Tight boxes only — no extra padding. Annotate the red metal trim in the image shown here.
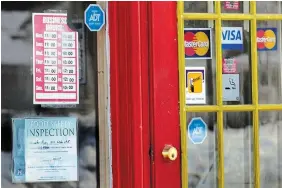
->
[139,2,151,187]
[108,2,121,187]
[109,2,151,188]
[148,2,181,188]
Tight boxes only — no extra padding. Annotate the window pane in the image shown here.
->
[257,21,282,104]
[221,21,252,105]
[187,112,217,188]
[224,112,253,187]
[1,2,98,187]
[259,111,282,187]
[257,1,280,14]
[184,20,216,105]
[184,1,211,13]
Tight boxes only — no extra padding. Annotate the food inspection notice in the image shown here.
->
[24,117,78,182]
[33,13,79,104]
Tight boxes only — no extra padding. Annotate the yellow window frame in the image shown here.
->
[177,1,282,188]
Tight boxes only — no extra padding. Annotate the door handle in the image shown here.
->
[162,145,178,161]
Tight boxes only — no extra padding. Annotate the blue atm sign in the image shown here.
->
[222,27,243,51]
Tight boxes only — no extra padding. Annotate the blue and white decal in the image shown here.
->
[222,27,243,51]
[188,117,207,144]
[84,4,105,32]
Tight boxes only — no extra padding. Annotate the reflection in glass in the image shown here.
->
[184,1,209,13]
[259,112,282,188]
[256,1,280,14]
[187,112,216,188]
[257,21,282,104]
[224,112,252,188]
[1,1,98,188]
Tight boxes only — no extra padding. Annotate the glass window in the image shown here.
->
[257,1,280,14]
[257,21,282,104]
[184,1,212,13]
[187,112,217,188]
[1,2,98,188]
[183,20,252,105]
[222,20,252,105]
[184,20,216,105]
[224,112,253,187]
[259,111,282,188]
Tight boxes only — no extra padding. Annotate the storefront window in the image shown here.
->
[1,2,98,188]
[257,20,282,106]
[256,1,281,14]
[184,1,210,13]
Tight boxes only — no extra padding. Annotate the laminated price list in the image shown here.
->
[33,13,79,104]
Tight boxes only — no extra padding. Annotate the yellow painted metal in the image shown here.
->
[222,105,255,112]
[183,13,254,20]
[177,1,282,188]
[185,106,220,112]
[184,104,282,113]
[256,14,282,20]
[214,2,225,188]
[176,2,187,188]
[185,105,255,112]
[183,13,282,21]
[258,104,282,111]
[183,13,218,20]
[250,2,260,188]
[221,14,254,20]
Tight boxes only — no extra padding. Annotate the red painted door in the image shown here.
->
[149,2,181,188]
[109,2,181,188]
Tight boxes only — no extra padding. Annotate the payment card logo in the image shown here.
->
[184,28,212,59]
[186,69,205,93]
[222,27,243,51]
[257,28,277,51]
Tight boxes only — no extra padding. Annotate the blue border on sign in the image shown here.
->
[184,28,212,60]
[84,4,105,32]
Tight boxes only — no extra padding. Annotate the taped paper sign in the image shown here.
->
[33,13,79,105]
[224,1,240,10]
[222,58,237,74]
[12,117,78,183]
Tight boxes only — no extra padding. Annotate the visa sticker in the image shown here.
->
[222,27,243,51]
[257,28,277,51]
[184,28,212,59]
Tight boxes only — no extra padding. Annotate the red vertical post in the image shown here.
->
[109,2,150,188]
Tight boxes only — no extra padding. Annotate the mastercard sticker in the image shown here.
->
[184,28,212,59]
[257,28,277,51]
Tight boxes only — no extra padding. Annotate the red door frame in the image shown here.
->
[149,2,181,188]
[109,2,180,188]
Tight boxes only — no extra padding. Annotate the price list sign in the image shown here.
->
[33,13,79,104]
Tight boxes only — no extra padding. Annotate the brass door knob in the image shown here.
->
[162,145,178,161]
